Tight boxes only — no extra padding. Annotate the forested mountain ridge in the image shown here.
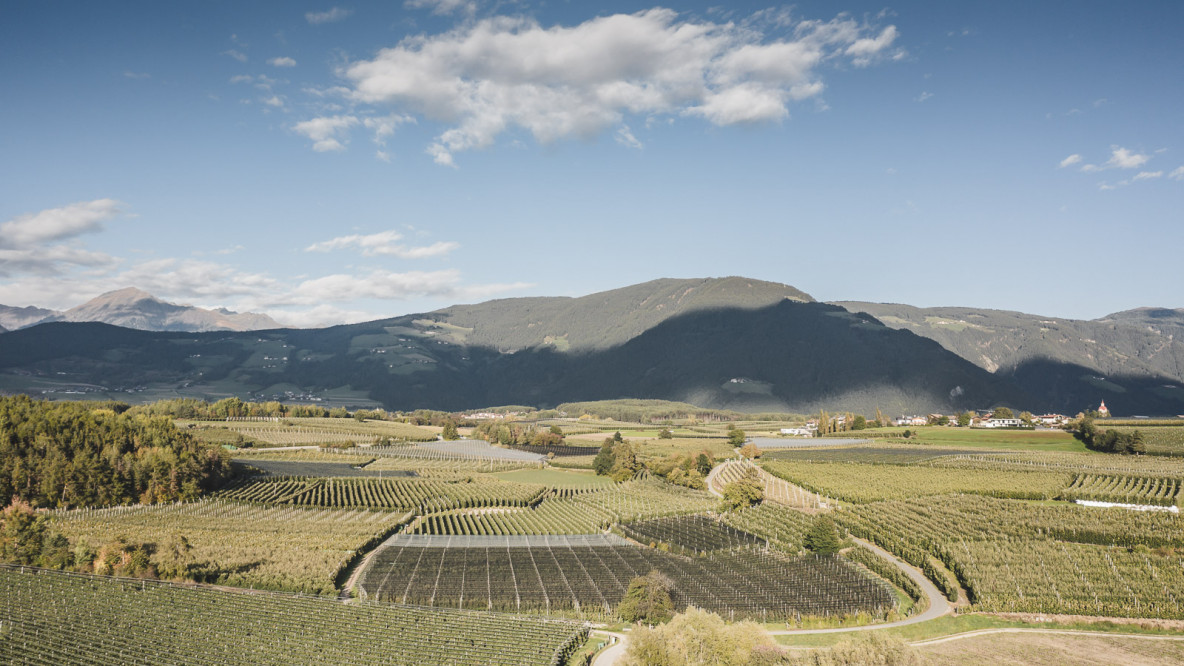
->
[0,278,1181,415]
[833,301,1184,386]
[431,276,812,352]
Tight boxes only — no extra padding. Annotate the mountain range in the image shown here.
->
[0,277,1181,415]
[0,288,281,333]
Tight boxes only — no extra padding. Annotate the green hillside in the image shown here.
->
[431,276,811,352]
[1,278,1182,416]
[834,301,1184,386]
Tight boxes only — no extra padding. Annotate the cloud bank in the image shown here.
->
[294,8,900,165]
[0,201,524,327]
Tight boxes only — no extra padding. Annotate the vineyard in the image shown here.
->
[17,404,1184,663]
[616,515,769,556]
[837,494,1184,619]
[762,445,987,465]
[358,537,895,622]
[205,417,440,443]
[761,459,1072,503]
[930,450,1184,476]
[504,443,604,458]
[711,459,831,510]
[1107,426,1184,455]
[0,566,586,666]
[405,480,719,536]
[51,500,409,594]
[717,503,816,553]
[956,539,1184,619]
[232,449,372,463]
[217,475,547,513]
[365,455,541,473]
[347,442,546,470]
[237,459,383,478]
[1061,473,1182,507]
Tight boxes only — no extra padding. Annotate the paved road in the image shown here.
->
[590,631,628,666]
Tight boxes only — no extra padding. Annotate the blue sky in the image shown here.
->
[1,1,1181,326]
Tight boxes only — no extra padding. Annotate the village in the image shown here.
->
[778,402,1114,437]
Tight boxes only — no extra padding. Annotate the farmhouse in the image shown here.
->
[978,418,1024,428]
[779,427,814,436]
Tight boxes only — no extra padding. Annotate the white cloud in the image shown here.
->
[615,125,643,150]
[262,95,285,108]
[340,9,900,164]
[1133,171,1162,181]
[288,269,465,304]
[115,258,280,302]
[405,0,476,15]
[306,7,353,24]
[915,91,932,103]
[123,71,151,80]
[1058,154,1081,168]
[306,230,459,258]
[363,114,414,147]
[1170,166,1184,181]
[0,246,118,278]
[263,304,377,328]
[292,115,359,151]
[0,199,122,248]
[1106,146,1150,169]
[845,25,898,66]
[222,49,248,63]
[0,200,525,322]
[268,56,297,67]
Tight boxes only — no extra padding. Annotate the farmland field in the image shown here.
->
[217,475,547,512]
[358,535,894,622]
[408,478,718,536]
[762,445,991,465]
[1108,426,1184,455]
[838,493,1184,618]
[0,566,586,666]
[762,459,1071,503]
[50,500,410,594]
[907,427,1084,451]
[12,398,1184,665]
[180,417,440,447]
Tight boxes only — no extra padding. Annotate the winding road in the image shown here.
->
[592,461,954,663]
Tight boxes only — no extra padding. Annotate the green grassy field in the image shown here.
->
[908,427,1085,452]
[490,467,614,489]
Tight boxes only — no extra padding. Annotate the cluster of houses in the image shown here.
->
[461,411,524,420]
[779,406,1093,437]
[893,410,1072,429]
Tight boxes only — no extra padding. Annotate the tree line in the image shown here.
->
[0,395,232,509]
[1074,416,1146,454]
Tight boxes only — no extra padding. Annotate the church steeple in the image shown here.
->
[1098,400,1110,417]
